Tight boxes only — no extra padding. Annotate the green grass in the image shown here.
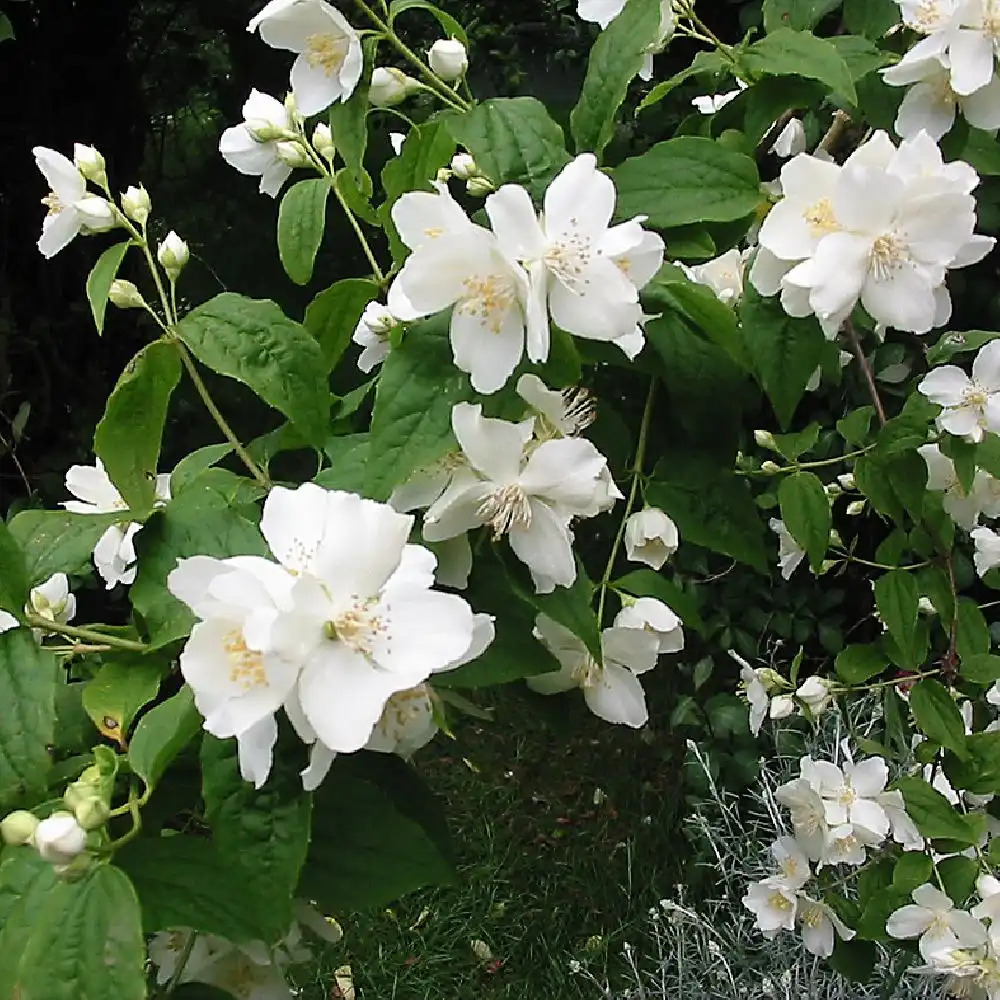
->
[296,688,689,1000]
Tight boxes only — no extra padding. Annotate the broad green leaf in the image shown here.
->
[892,852,933,892]
[81,662,163,746]
[175,293,330,446]
[874,570,920,668]
[530,561,602,663]
[302,752,454,912]
[365,313,471,501]
[896,776,986,846]
[0,851,56,991]
[0,14,13,42]
[131,473,269,648]
[85,241,130,334]
[446,97,570,198]
[956,597,991,661]
[94,339,180,514]
[762,0,842,31]
[304,278,380,372]
[170,443,234,495]
[128,685,202,789]
[12,864,146,1000]
[0,519,28,614]
[613,569,706,634]
[742,28,857,103]
[961,654,1000,684]
[926,330,1000,366]
[942,434,977,494]
[828,939,878,984]
[570,0,662,158]
[771,424,820,462]
[843,0,899,38]
[317,433,372,493]
[277,179,330,286]
[740,284,826,429]
[835,644,886,684]
[637,51,728,112]
[201,736,312,941]
[909,678,969,761]
[8,509,124,585]
[613,137,762,229]
[329,78,372,197]
[829,35,893,82]
[0,630,56,806]
[778,472,830,571]
[389,0,468,44]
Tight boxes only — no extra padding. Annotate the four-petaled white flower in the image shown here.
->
[919,339,1000,442]
[33,146,116,259]
[248,0,363,115]
[742,878,799,937]
[220,90,299,198]
[528,614,660,727]
[769,518,806,580]
[887,883,988,961]
[972,525,1000,576]
[64,458,171,588]
[352,301,398,373]
[614,597,683,654]
[796,895,856,958]
[624,507,679,570]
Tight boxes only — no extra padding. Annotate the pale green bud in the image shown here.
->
[435,166,452,183]
[157,231,189,279]
[108,279,145,309]
[757,667,785,694]
[275,141,310,168]
[74,798,110,832]
[283,92,301,123]
[121,185,151,225]
[466,175,496,197]
[760,460,781,474]
[73,143,107,186]
[312,123,336,160]
[845,500,865,515]
[1,810,39,846]
[753,429,776,450]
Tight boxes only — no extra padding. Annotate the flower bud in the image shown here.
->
[157,231,189,279]
[435,166,452,183]
[74,798,110,832]
[918,597,937,615]
[824,482,842,498]
[450,153,478,180]
[312,123,336,160]
[428,38,468,82]
[760,460,781,474]
[757,667,785,694]
[76,197,117,233]
[34,811,87,866]
[796,675,833,715]
[753,429,776,450]
[370,67,415,107]
[837,473,856,490]
[121,185,151,225]
[108,279,145,310]
[624,507,679,570]
[466,175,495,196]
[1,810,39,847]
[284,91,301,123]
[275,141,311,167]
[845,500,865,515]
[769,694,796,720]
[73,144,107,186]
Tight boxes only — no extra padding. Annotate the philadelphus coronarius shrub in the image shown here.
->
[5,0,1000,994]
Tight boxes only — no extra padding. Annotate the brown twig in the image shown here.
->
[843,318,887,427]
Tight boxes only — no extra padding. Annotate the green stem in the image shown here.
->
[159,932,198,998]
[844,318,887,427]
[855,667,942,692]
[26,615,148,652]
[738,446,874,476]
[596,381,657,626]
[331,175,386,284]
[832,553,930,572]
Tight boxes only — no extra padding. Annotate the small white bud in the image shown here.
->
[796,675,833,715]
[428,38,468,82]
[624,508,679,570]
[108,279,145,310]
[769,694,796,719]
[74,798,110,832]
[450,153,478,180]
[918,597,937,615]
[1,810,39,846]
[312,123,336,160]
[760,460,781,474]
[753,429,776,449]
[73,144,107,186]
[121,185,151,225]
[275,140,311,167]
[157,231,189,280]
[33,811,87,866]
[466,175,495,196]
[824,482,842,498]
[845,499,865,515]
[837,472,856,490]
[369,66,417,107]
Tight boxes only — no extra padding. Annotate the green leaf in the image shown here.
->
[128,685,202,789]
[909,678,969,761]
[317,433,371,493]
[302,752,454,912]
[835,643,886,684]
[304,278,380,372]
[329,82,372,197]
[0,851,57,991]
[0,14,14,42]
[837,406,875,447]
[942,434,977,494]
[94,340,180,514]
[8,509,124,585]
[446,97,570,198]
[743,28,857,103]
[531,561,602,663]
[201,736,312,941]
[961,653,1000,684]
[762,0,843,31]
[771,424,820,462]
[389,0,468,44]
[175,293,330,446]
[277,179,330,286]
[637,51,728,112]
[873,570,920,668]
[613,569,705,634]
[81,662,163,746]
[365,313,471,501]
[740,284,826,429]
[131,473,269,647]
[956,597,991,661]
[0,519,28,615]
[85,241,130,334]
[938,855,979,905]
[892,852,932,892]
[843,0,899,38]
[829,35,894,81]
[570,0,662,158]
[170,444,234,495]
[827,938,877,984]
[778,472,830,571]
[9,864,146,1000]
[927,330,1000,366]
[613,138,762,228]
[0,630,56,807]
[897,775,987,846]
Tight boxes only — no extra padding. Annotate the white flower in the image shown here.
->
[157,231,190,279]
[389,131,406,155]
[775,777,829,861]
[121,184,151,225]
[887,883,988,961]
[795,675,834,717]
[823,824,867,867]
[741,664,769,736]
[220,90,298,199]
[614,597,683,655]
[577,0,625,28]
[515,374,596,438]
[33,811,87,867]
[422,403,617,592]
[771,118,807,159]
[769,518,806,580]
[743,878,798,937]
[365,684,438,756]
[33,146,116,258]
[528,615,659,728]
[770,836,811,890]
[623,507,679,570]
[248,0,363,115]
[682,248,748,304]
[799,755,890,843]
[919,340,1000,442]
[692,79,747,114]
[428,38,468,82]
[919,443,989,529]
[878,789,925,850]
[796,896,855,957]
[973,874,1000,923]
[972,526,1000,576]
[369,67,416,106]
[770,694,796,719]
[352,301,397,373]
[484,153,663,361]
[63,458,171,588]
[27,573,76,629]
[386,182,531,393]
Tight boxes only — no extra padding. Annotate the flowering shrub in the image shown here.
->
[3,0,1000,995]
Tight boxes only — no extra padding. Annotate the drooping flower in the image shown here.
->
[27,573,76,630]
[624,507,679,569]
[972,526,1000,576]
[742,878,799,937]
[613,596,683,654]
[919,443,991,529]
[887,884,988,961]
[919,339,1000,442]
[33,146,116,258]
[796,896,856,957]
[528,615,659,727]
[422,403,618,592]
[771,118,807,158]
[740,664,770,737]
[769,518,806,580]
[352,301,398,373]
[248,0,363,115]
[681,248,748,305]
[219,89,299,198]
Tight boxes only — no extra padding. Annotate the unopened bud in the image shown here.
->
[845,500,865,515]
[837,473,856,490]
[428,38,468,82]
[74,798,110,831]
[370,66,417,107]
[450,153,478,180]
[466,175,495,196]
[275,140,310,168]
[760,460,781,474]
[283,92,301,122]
[33,811,87,866]
[757,667,785,693]
[108,279,145,309]
[769,695,795,719]
[247,121,292,143]
[435,166,452,183]
[1,810,39,847]
[824,482,842,498]
[157,231,189,280]
[918,597,937,615]
[121,185,151,225]
[753,429,776,450]
[73,144,107,186]
[312,123,336,160]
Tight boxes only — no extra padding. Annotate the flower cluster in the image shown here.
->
[751,130,995,336]
[737,656,840,736]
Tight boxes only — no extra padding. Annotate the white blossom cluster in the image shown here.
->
[737,655,839,737]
